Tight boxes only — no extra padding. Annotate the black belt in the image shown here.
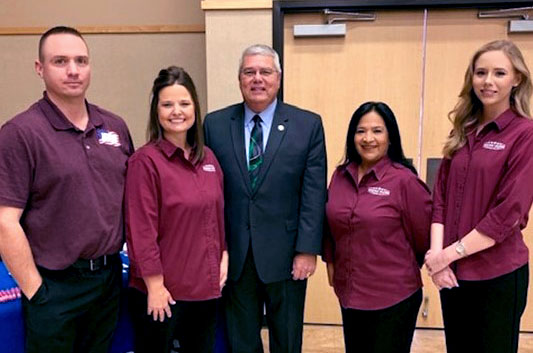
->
[71,254,115,271]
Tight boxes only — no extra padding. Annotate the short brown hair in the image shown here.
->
[38,26,87,62]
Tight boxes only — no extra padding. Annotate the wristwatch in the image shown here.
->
[455,240,467,258]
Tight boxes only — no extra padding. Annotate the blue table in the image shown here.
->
[0,262,24,353]
[0,255,228,353]
[0,255,133,353]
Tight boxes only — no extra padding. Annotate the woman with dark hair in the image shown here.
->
[425,40,533,353]
[323,101,431,353]
[125,66,227,353]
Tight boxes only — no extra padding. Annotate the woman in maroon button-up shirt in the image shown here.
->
[324,102,431,353]
[125,66,228,353]
[425,40,533,353]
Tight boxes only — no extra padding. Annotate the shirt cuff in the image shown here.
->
[135,260,164,278]
[431,208,444,224]
[476,216,514,243]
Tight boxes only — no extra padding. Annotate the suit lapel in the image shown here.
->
[253,103,288,192]
[230,105,253,195]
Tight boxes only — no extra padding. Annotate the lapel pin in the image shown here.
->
[277,124,285,132]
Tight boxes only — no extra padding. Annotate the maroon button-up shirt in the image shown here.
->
[125,140,225,301]
[432,109,533,280]
[324,157,431,310]
[0,92,133,269]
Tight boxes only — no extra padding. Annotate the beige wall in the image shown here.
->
[0,0,204,27]
[203,0,272,112]
[0,0,206,148]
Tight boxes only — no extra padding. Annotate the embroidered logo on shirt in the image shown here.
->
[367,187,391,196]
[96,129,121,147]
[203,164,216,172]
[482,141,505,151]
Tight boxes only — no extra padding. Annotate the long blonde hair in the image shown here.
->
[443,40,532,158]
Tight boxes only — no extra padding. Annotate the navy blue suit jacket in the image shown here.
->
[204,101,327,284]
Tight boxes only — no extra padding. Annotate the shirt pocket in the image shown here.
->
[28,280,49,306]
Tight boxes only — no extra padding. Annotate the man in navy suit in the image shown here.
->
[204,44,327,353]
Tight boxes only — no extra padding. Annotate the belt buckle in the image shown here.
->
[89,255,107,271]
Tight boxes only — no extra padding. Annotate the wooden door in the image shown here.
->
[283,7,533,330]
[422,8,533,330]
[283,9,427,325]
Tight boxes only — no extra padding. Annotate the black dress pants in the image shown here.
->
[341,289,422,353]
[22,254,122,353]
[128,287,217,353]
[440,264,529,353]
[224,249,307,353]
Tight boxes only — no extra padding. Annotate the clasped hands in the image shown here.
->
[424,249,459,290]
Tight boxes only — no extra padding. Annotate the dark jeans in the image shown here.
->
[341,289,422,353]
[440,264,529,353]
[128,287,217,353]
[22,254,121,353]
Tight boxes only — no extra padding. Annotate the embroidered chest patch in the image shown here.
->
[96,129,121,147]
[482,141,505,151]
[367,186,391,196]
[203,164,216,172]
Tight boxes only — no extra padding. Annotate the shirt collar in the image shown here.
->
[39,91,103,131]
[490,108,520,131]
[156,138,195,163]
[244,99,277,127]
[345,156,392,183]
[365,156,392,181]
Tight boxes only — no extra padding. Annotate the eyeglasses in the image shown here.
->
[240,68,277,78]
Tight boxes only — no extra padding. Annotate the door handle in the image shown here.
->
[421,295,429,318]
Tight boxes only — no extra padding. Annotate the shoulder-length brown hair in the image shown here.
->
[147,66,205,163]
[443,40,532,158]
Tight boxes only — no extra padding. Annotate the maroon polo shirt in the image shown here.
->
[432,109,533,280]
[324,157,431,310]
[125,141,225,301]
[0,92,133,269]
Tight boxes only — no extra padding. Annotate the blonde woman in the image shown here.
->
[425,40,533,353]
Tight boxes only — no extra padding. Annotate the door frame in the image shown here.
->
[273,0,533,99]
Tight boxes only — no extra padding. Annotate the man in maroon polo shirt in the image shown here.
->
[0,26,133,353]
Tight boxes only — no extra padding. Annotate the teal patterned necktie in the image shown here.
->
[248,115,263,190]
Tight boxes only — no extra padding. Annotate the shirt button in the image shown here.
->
[85,145,91,150]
